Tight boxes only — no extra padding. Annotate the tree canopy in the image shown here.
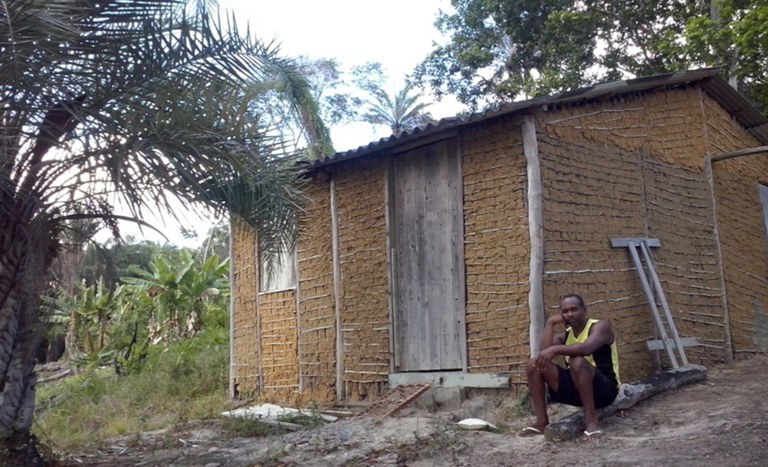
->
[353,63,434,136]
[415,0,768,111]
[269,59,435,140]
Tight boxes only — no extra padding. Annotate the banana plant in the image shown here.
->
[123,252,229,344]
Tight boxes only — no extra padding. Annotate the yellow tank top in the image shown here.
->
[565,318,621,387]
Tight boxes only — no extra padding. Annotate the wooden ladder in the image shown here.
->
[611,238,697,368]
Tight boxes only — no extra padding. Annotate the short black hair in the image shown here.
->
[561,293,586,309]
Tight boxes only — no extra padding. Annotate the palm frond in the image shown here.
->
[1,0,328,261]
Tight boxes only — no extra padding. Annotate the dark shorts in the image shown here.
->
[548,365,619,408]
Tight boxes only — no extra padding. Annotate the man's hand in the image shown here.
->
[547,315,566,327]
[535,345,561,369]
[538,314,567,361]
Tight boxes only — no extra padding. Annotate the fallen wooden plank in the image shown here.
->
[356,384,430,420]
[37,369,73,384]
[259,419,304,431]
[544,365,707,442]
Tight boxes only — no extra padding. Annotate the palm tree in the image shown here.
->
[362,81,434,136]
[0,0,331,455]
[122,252,230,344]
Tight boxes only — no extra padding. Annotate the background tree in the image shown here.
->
[353,62,434,136]
[81,238,185,288]
[684,1,768,108]
[122,252,229,345]
[0,0,331,456]
[298,57,364,129]
[199,222,231,262]
[416,0,768,111]
[259,58,435,141]
[258,56,367,151]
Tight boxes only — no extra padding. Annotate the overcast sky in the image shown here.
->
[222,0,459,150]
[111,0,458,247]
[221,0,449,80]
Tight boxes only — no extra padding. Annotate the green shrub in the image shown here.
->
[34,328,231,453]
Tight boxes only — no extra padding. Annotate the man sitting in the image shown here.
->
[521,294,620,440]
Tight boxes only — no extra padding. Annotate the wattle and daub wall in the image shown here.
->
[536,85,766,381]
[232,82,768,402]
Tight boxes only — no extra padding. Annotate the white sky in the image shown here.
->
[222,0,460,151]
[107,0,460,247]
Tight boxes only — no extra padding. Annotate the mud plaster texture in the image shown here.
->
[231,82,768,404]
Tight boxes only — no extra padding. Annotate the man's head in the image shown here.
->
[560,294,587,329]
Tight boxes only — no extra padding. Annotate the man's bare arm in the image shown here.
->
[549,320,614,358]
[540,315,566,351]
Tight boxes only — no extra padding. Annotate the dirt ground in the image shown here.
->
[57,354,768,466]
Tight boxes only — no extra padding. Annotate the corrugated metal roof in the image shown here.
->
[307,68,768,169]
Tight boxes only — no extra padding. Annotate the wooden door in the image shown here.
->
[392,139,466,371]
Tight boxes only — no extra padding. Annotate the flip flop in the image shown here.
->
[581,429,604,442]
[518,426,545,437]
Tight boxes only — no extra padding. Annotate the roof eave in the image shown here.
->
[306,69,768,169]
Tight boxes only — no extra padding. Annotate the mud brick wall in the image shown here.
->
[460,117,531,381]
[536,136,657,382]
[231,220,260,397]
[542,86,709,169]
[296,178,337,403]
[703,94,768,354]
[536,85,728,381]
[258,290,299,401]
[333,158,390,400]
[712,171,768,353]
[639,157,725,365]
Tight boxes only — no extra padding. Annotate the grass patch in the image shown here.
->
[221,416,286,437]
[33,326,232,453]
[423,418,467,459]
[514,390,532,417]
[277,410,328,428]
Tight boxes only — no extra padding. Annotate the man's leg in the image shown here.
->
[568,356,599,433]
[525,358,560,430]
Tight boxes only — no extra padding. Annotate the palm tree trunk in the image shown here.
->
[0,212,57,458]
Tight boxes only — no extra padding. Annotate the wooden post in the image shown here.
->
[705,156,734,365]
[294,243,303,392]
[255,235,264,395]
[522,115,545,357]
[330,175,345,401]
[228,218,236,399]
[452,136,469,372]
[384,156,398,372]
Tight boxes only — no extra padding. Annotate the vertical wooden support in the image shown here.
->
[255,235,264,395]
[330,175,345,401]
[228,219,236,399]
[453,137,469,372]
[293,244,303,392]
[384,156,398,372]
[705,156,734,364]
[522,115,545,357]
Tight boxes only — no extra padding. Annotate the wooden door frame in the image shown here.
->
[384,136,468,373]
